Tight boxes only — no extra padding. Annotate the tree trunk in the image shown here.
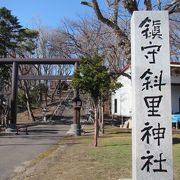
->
[45,80,48,106]
[19,66,35,122]
[101,105,104,134]
[98,101,105,135]
[94,106,99,147]
[51,80,61,102]
[23,80,35,121]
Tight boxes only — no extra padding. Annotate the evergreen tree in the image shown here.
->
[0,7,38,81]
[72,55,121,146]
[0,7,22,57]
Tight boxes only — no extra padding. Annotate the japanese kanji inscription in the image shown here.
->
[131,11,173,180]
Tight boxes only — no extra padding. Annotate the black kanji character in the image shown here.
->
[141,150,154,172]
[140,68,153,91]
[141,122,153,144]
[153,153,167,172]
[154,70,166,91]
[139,17,152,39]
[141,41,162,64]
[152,20,162,39]
[152,123,166,146]
[144,95,163,116]
[140,69,166,91]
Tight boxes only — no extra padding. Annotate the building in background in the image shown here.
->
[111,62,180,127]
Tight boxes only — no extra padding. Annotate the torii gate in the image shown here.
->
[0,58,81,135]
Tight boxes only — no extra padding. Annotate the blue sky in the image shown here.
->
[0,0,94,28]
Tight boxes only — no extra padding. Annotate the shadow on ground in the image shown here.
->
[173,137,180,144]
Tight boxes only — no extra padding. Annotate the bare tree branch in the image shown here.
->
[113,0,120,24]
[81,0,128,40]
[165,0,180,14]
[157,0,161,10]
[122,0,138,14]
[81,1,94,7]
[144,0,152,10]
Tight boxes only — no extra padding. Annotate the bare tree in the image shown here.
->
[80,0,180,67]
[34,26,76,107]
[169,13,180,61]
[57,17,130,73]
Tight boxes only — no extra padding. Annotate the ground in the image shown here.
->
[0,124,69,180]
[10,126,180,180]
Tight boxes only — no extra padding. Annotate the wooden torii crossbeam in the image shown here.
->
[0,58,80,128]
[0,58,80,64]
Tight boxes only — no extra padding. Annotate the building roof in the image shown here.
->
[120,62,180,74]
[120,64,130,74]
[170,62,180,76]
[170,62,180,68]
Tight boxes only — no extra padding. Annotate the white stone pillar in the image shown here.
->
[131,11,173,180]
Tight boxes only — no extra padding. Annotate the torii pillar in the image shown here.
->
[9,61,18,129]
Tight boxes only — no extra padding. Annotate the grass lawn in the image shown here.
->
[172,131,180,180]
[57,127,180,180]
[12,126,180,180]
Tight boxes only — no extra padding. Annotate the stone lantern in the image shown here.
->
[67,94,82,136]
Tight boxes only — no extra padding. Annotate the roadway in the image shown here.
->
[0,124,69,180]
